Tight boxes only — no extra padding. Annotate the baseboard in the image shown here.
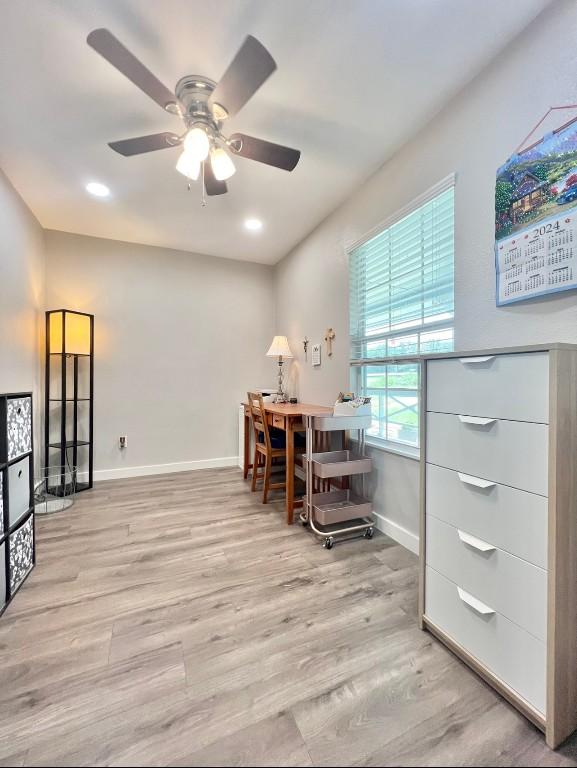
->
[372,511,419,554]
[78,456,239,483]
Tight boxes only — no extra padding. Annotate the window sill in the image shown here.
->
[364,437,420,461]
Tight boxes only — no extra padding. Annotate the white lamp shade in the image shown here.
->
[176,150,200,180]
[210,147,236,181]
[266,335,293,358]
[183,127,210,161]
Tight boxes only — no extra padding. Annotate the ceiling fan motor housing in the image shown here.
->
[174,75,222,137]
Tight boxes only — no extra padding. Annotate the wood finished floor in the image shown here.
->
[0,468,577,766]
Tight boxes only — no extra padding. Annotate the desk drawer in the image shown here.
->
[426,411,548,496]
[426,352,549,423]
[425,464,547,569]
[425,566,546,714]
[272,414,286,429]
[426,515,546,641]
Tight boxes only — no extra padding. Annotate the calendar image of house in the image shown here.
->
[496,115,577,240]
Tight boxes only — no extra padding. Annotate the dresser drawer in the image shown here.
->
[425,464,547,569]
[8,457,30,529]
[426,515,546,641]
[6,396,32,462]
[426,411,548,496]
[9,513,34,595]
[425,566,546,714]
[426,352,549,423]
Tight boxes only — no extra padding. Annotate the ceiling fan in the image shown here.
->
[86,29,301,198]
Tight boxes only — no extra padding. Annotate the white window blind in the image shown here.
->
[349,175,455,361]
[348,176,455,450]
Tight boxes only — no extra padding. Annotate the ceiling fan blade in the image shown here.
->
[108,132,181,156]
[229,133,300,171]
[203,161,228,195]
[209,36,276,118]
[87,28,177,111]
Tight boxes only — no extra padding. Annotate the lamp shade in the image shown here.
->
[266,335,293,358]
[48,310,92,355]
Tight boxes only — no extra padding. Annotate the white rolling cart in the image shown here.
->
[300,410,374,548]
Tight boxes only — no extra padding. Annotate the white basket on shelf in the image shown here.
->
[332,401,372,417]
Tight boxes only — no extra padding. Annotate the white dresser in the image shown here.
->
[419,344,577,749]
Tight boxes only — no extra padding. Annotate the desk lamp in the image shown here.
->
[266,336,293,403]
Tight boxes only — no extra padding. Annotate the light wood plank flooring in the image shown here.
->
[0,468,576,766]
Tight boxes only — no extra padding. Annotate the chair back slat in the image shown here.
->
[247,391,271,450]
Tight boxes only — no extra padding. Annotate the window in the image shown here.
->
[349,175,455,451]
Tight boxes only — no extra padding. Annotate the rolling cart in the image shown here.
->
[300,413,374,548]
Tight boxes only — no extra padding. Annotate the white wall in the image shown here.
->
[0,168,45,463]
[44,231,276,479]
[274,0,577,547]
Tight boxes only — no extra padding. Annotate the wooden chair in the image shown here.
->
[247,391,286,504]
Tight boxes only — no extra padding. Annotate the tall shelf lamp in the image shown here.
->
[45,310,94,493]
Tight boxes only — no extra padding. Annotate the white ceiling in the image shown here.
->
[0,0,552,264]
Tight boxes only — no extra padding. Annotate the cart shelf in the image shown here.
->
[311,489,372,525]
[311,450,372,479]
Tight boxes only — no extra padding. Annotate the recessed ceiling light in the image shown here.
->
[85,181,110,198]
[244,218,263,232]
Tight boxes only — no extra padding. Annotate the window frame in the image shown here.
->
[348,174,455,453]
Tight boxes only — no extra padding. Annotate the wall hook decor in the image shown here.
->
[324,328,335,357]
[303,336,309,361]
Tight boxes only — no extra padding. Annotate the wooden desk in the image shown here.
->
[242,402,333,524]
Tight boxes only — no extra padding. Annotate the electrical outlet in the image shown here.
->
[119,435,127,449]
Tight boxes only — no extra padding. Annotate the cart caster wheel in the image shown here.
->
[323,537,334,550]
[365,527,374,539]
[301,519,308,527]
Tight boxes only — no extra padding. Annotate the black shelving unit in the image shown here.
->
[45,310,94,493]
[0,392,35,618]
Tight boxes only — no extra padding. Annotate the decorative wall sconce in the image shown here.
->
[324,328,336,356]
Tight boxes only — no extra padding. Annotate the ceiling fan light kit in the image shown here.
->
[175,150,200,181]
[86,30,301,203]
[210,147,236,181]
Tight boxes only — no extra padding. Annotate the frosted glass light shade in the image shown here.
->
[176,150,201,180]
[266,335,293,358]
[183,127,210,161]
[210,147,236,181]
[49,310,91,355]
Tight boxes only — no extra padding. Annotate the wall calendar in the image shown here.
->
[495,115,577,306]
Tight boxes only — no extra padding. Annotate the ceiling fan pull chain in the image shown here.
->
[201,162,207,207]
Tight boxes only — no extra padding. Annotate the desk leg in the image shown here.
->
[243,413,251,479]
[286,417,295,524]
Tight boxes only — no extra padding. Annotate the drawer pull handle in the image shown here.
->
[458,415,496,427]
[459,356,495,365]
[457,529,496,553]
[457,587,495,616]
[457,472,496,490]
